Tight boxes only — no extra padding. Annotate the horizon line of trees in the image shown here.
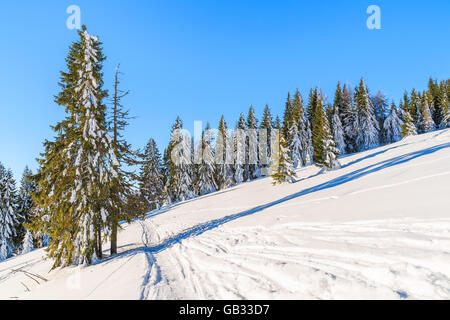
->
[1,25,449,266]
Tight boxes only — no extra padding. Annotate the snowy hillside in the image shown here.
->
[1,129,450,300]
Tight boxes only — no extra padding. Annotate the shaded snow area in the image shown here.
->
[1,129,450,300]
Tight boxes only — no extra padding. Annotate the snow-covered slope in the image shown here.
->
[1,129,450,300]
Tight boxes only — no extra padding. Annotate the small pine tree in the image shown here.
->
[383,103,403,143]
[21,230,34,254]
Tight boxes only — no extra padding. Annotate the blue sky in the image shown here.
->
[0,0,449,179]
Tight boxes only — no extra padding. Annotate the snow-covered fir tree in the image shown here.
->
[420,92,436,133]
[282,92,293,142]
[31,26,119,267]
[400,108,418,138]
[0,165,19,259]
[194,123,217,195]
[139,138,165,212]
[341,84,357,153]
[173,131,195,202]
[246,106,260,180]
[233,114,247,184]
[383,102,403,143]
[330,106,346,154]
[21,230,34,254]
[292,89,313,166]
[259,105,274,176]
[311,92,341,171]
[288,121,302,168]
[215,116,233,189]
[270,131,296,185]
[410,89,421,130]
[15,166,35,251]
[354,79,380,151]
[371,91,389,144]
[440,81,449,128]
[166,117,183,202]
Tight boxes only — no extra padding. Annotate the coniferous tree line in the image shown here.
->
[1,25,448,266]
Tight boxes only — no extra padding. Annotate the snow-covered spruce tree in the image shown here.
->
[0,166,19,259]
[428,77,443,127]
[400,108,418,138]
[215,116,233,190]
[330,105,346,155]
[371,91,389,145]
[139,138,165,212]
[246,106,260,180]
[420,92,436,133]
[31,26,119,267]
[288,121,302,168]
[282,92,293,141]
[233,114,247,184]
[438,81,449,128]
[292,89,313,166]
[14,166,35,251]
[354,79,379,151]
[259,105,274,176]
[194,123,217,196]
[410,89,421,130]
[270,129,296,185]
[166,117,183,202]
[341,84,357,153]
[21,230,34,254]
[170,124,195,202]
[383,102,403,144]
[311,93,341,171]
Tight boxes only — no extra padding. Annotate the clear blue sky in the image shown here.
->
[0,0,449,179]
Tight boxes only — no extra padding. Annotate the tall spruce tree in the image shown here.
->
[0,165,19,260]
[31,26,119,267]
[420,92,436,133]
[354,79,379,151]
[233,114,247,184]
[139,138,165,212]
[215,116,233,189]
[371,91,389,144]
[292,89,312,166]
[259,105,274,176]
[311,92,341,171]
[341,84,357,153]
[246,106,260,180]
[330,105,346,154]
[282,92,293,141]
[15,167,35,251]
[194,123,217,195]
[383,102,403,143]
